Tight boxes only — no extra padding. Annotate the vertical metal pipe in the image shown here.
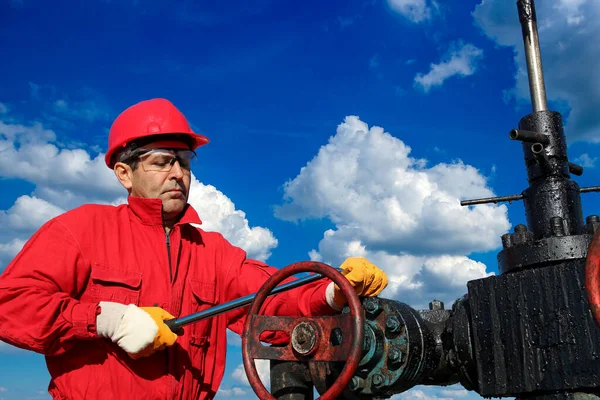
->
[517,0,548,112]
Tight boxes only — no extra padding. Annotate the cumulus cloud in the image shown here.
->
[439,388,470,398]
[390,384,480,400]
[276,116,507,307]
[392,389,453,400]
[214,387,248,397]
[573,153,597,168]
[0,196,65,233]
[414,42,484,92]
[0,118,278,269]
[231,360,270,389]
[387,0,437,23]
[473,0,600,143]
[188,183,278,261]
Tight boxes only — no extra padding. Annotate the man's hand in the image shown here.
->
[326,257,388,310]
[96,302,178,359]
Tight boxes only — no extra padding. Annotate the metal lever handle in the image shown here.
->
[164,266,342,331]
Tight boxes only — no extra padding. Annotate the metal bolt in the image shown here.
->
[586,215,600,234]
[514,224,527,233]
[364,334,372,352]
[388,347,402,363]
[550,216,565,236]
[501,233,513,249]
[587,215,600,224]
[386,316,400,333]
[429,300,444,311]
[372,373,385,388]
[349,376,365,391]
[364,298,380,314]
[296,333,306,344]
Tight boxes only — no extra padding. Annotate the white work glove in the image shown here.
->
[96,301,178,359]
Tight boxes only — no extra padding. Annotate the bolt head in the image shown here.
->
[389,348,400,362]
[386,316,400,332]
[372,373,385,388]
[429,300,444,310]
[364,298,379,314]
[364,335,372,351]
[350,376,365,391]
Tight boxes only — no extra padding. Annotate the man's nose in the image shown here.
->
[169,159,185,179]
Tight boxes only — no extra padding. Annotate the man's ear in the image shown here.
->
[114,162,133,190]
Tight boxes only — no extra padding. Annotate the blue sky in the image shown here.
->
[1,0,600,399]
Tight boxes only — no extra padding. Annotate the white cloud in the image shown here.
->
[414,42,484,92]
[0,120,122,208]
[215,387,248,396]
[390,384,479,400]
[573,153,597,168]
[0,239,27,266]
[276,116,507,307]
[188,182,278,261]
[231,360,270,389]
[0,103,8,114]
[439,388,469,398]
[226,328,242,347]
[387,0,436,23]
[0,196,64,233]
[473,0,600,143]
[392,389,453,400]
[0,118,278,269]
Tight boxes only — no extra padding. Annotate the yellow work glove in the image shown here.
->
[132,307,179,359]
[326,257,388,310]
[96,302,178,360]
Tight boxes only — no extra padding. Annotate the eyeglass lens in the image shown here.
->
[141,149,196,172]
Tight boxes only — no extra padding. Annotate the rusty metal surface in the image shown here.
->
[242,261,365,400]
[586,229,600,326]
[246,315,356,361]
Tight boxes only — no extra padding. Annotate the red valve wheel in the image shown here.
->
[586,230,600,326]
[242,261,365,400]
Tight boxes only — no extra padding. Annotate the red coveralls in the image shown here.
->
[0,197,334,399]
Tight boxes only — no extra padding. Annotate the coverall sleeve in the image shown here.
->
[0,218,99,356]
[221,242,337,338]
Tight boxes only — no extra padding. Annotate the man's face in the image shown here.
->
[117,143,195,219]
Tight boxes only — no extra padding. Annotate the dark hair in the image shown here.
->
[111,134,194,170]
[115,145,141,170]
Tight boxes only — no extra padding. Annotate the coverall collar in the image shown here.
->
[127,196,202,226]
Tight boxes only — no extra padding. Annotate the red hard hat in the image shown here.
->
[105,98,210,168]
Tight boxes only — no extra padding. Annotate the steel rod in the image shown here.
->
[460,193,525,206]
[517,0,548,112]
[165,267,341,330]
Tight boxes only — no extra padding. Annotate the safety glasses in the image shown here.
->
[130,148,197,172]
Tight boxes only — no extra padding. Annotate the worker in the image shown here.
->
[0,98,388,400]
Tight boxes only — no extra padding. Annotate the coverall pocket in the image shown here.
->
[89,265,142,306]
[188,280,216,340]
[187,280,216,380]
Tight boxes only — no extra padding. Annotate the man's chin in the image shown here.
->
[162,199,187,217]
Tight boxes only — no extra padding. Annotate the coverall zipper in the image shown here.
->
[166,230,172,282]
[165,228,173,399]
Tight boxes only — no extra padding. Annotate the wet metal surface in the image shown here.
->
[468,260,600,397]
